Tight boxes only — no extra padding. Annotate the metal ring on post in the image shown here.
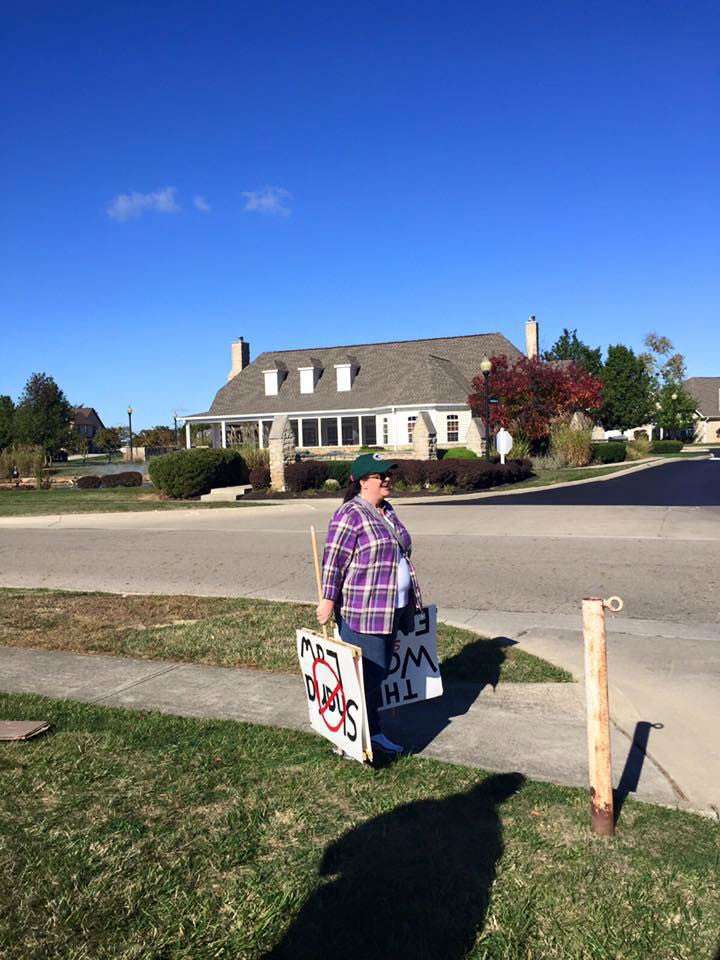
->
[604,596,624,613]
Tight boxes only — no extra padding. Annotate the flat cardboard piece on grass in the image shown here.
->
[0,721,50,741]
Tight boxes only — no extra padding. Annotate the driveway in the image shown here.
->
[449,459,720,507]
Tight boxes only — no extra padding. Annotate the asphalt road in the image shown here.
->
[1,496,718,625]
[457,459,720,506]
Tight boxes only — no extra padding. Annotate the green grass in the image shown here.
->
[0,487,259,516]
[0,693,717,960]
[0,588,571,683]
[490,463,632,492]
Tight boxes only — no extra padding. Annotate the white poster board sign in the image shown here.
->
[379,604,443,711]
[297,629,371,763]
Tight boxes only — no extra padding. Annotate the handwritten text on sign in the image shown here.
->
[379,604,443,710]
[296,629,367,762]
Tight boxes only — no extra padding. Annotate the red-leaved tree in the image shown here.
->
[468,355,603,443]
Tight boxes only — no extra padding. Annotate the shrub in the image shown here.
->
[324,461,353,486]
[249,463,270,489]
[441,447,478,460]
[0,444,45,480]
[531,452,566,472]
[233,444,269,471]
[626,435,651,461]
[76,475,102,489]
[394,460,427,486]
[549,421,593,467]
[148,449,249,499]
[99,471,143,488]
[650,440,683,454]
[323,478,341,491]
[592,443,627,464]
[285,460,329,492]
[424,460,461,487]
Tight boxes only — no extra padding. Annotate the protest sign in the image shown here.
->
[297,628,371,763]
[379,604,443,711]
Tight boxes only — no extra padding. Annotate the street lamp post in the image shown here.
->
[127,406,134,462]
[173,412,179,448]
[479,356,492,461]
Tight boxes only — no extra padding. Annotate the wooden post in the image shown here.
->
[310,526,328,642]
[582,596,623,836]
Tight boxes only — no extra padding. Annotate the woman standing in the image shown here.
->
[316,453,422,754]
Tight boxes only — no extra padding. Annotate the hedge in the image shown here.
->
[396,458,532,490]
[592,443,627,464]
[285,461,329,492]
[99,471,143,488]
[75,475,102,489]
[650,440,683,454]
[440,447,478,460]
[148,449,249,499]
[249,463,271,489]
[324,461,353,486]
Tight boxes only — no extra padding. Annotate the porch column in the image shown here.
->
[185,422,191,449]
[221,421,227,448]
[258,420,264,449]
[298,418,304,446]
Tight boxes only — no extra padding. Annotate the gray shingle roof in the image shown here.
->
[197,332,522,418]
[685,378,720,418]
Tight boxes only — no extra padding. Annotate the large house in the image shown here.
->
[686,378,720,443]
[70,407,105,452]
[183,319,538,452]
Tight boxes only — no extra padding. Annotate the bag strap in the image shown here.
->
[353,496,411,557]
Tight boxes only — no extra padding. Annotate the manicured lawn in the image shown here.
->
[0,588,570,683]
[0,487,258,516]
[0,693,717,959]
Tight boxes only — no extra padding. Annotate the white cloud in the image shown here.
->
[193,195,211,213]
[106,186,180,222]
[241,185,292,217]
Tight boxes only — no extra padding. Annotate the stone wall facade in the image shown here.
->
[269,415,296,491]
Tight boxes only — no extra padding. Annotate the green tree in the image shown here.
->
[134,425,175,448]
[544,328,604,377]
[599,345,654,432]
[13,373,72,457]
[94,427,123,463]
[654,384,698,438]
[640,332,696,436]
[0,395,14,450]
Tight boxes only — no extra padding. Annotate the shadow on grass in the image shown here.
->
[262,772,525,960]
[614,721,664,824]
[381,636,515,754]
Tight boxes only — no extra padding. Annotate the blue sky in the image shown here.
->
[2,0,718,429]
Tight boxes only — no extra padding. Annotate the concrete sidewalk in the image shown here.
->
[0,643,682,811]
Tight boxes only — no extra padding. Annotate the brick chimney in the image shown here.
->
[228,337,251,381]
[525,316,539,360]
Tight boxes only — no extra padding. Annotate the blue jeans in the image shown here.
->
[337,607,407,737]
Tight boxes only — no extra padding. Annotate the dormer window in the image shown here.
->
[334,356,359,392]
[263,362,287,396]
[298,358,323,394]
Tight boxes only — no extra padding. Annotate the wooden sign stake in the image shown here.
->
[582,595,623,837]
[310,525,329,642]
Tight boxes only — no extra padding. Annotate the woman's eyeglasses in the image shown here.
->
[366,473,392,481]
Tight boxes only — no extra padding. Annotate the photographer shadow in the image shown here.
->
[381,636,515,754]
[262,771,525,960]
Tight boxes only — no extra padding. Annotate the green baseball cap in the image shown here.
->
[350,452,399,481]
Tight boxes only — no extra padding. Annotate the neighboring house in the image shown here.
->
[70,407,105,452]
[685,378,720,443]
[183,320,539,452]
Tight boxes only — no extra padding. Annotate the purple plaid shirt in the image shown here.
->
[321,496,423,635]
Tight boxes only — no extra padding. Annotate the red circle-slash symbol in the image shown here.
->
[312,658,347,733]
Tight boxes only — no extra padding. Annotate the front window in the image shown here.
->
[407,416,417,443]
[382,417,389,445]
[321,418,338,446]
[341,417,359,445]
[301,418,318,446]
[361,416,377,446]
[447,414,459,442]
